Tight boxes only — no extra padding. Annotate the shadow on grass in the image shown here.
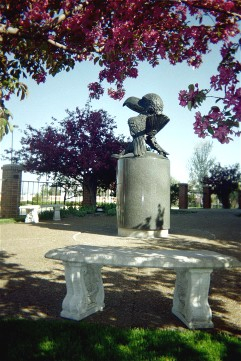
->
[1,318,241,361]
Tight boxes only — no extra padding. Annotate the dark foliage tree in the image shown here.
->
[13,104,125,206]
[202,163,241,208]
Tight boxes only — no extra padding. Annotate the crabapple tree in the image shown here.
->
[13,104,125,206]
[0,0,240,142]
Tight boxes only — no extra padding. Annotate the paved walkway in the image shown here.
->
[1,209,241,335]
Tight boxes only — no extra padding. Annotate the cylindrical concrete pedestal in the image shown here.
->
[116,152,170,238]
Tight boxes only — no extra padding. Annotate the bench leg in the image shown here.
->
[53,205,61,221]
[61,262,105,321]
[25,209,39,223]
[172,268,213,329]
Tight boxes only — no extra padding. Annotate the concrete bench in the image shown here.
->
[45,245,241,329]
[19,205,40,223]
[19,204,61,223]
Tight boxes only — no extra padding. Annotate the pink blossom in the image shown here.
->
[1,0,241,143]
[178,90,188,106]
[212,126,231,144]
[33,72,47,84]
[193,112,208,138]
[88,82,104,99]
[107,87,125,100]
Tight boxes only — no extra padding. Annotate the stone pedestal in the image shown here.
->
[116,152,170,237]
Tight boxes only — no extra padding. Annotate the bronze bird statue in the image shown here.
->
[123,93,170,157]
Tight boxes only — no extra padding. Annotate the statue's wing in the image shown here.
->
[146,114,170,136]
[128,115,147,157]
[128,115,146,137]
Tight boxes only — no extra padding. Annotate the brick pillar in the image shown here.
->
[179,183,188,209]
[238,190,241,209]
[203,186,211,209]
[1,164,23,218]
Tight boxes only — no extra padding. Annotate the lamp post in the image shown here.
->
[11,125,19,163]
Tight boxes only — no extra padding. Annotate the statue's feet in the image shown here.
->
[112,153,123,159]
[159,150,169,158]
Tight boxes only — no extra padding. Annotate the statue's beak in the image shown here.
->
[123,96,146,114]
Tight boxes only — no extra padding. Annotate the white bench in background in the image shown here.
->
[19,205,40,223]
[19,204,61,223]
[45,245,241,329]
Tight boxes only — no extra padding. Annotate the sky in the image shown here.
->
[1,47,241,183]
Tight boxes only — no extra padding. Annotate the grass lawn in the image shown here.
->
[0,217,25,223]
[1,319,241,361]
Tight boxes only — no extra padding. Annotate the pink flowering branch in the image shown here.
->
[0,0,241,142]
[179,41,241,143]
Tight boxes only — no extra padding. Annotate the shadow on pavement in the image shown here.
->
[1,209,241,335]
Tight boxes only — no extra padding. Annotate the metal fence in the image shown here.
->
[20,180,116,206]
[0,178,237,216]
[188,189,222,208]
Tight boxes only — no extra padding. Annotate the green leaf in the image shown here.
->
[20,90,25,101]
[226,119,239,127]
[208,126,214,135]
[188,101,193,111]
[224,111,231,117]
[4,109,13,118]
[94,57,99,65]
[188,84,195,92]
[0,118,8,126]
[8,123,14,132]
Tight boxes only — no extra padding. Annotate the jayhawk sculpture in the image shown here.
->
[123,93,170,158]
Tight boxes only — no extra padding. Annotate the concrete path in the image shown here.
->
[1,209,241,335]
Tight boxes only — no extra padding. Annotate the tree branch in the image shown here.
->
[47,38,68,51]
[176,0,241,20]
[0,24,19,35]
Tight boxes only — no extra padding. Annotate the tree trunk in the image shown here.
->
[82,174,97,207]
[219,192,231,209]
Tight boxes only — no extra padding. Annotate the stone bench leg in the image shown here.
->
[172,268,213,329]
[53,205,61,221]
[25,209,39,223]
[61,262,105,321]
